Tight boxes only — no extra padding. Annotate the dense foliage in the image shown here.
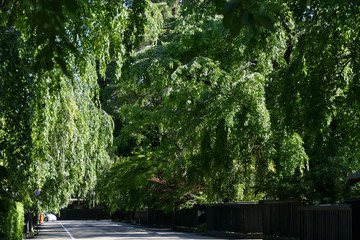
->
[1,0,360,219]
[98,0,360,212]
[0,0,127,211]
[0,199,24,240]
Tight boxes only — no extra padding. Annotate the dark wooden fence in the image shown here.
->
[299,204,352,240]
[206,202,262,235]
[175,207,204,228]
[134,207,204,228]
[262,200,300,238]
[58,199,360,240]
[130,201,355,240]
[59,208,110,220]
[134,210,172,227]
[135,210,152,225]
[345,198,360,240]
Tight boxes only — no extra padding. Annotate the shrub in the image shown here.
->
[197,223,207,232]
[0,198,25,240]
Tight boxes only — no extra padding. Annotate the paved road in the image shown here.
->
[35,220,225,240]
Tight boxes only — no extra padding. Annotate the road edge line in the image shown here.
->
[60,222,76,240]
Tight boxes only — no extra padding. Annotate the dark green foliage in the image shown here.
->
[0,199,24,240]
[1,0,122,212]
[98,1,275,210]
[212,0,280,36]
[213,119,237,200]
[124,0,149,56]
[0,0,80,73]
[262,0,360,203]
[2,0,360,221]
[99,0,360,210]
[0,28,34,202]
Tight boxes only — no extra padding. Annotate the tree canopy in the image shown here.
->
[98,0,360,211]
[1,0,360,215]
[0,0,129,211]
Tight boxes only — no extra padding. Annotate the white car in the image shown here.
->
[44,213,57,222]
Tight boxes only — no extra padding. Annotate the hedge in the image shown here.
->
[0,198,24,240]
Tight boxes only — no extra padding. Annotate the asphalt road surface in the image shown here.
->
[35,220,225,240]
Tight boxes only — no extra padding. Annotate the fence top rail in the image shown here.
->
[300,204,351,211]
[260,199,299,204]
[345,197,360,203]
[206,201,260,207]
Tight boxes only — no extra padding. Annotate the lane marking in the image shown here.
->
[59,222,76,240]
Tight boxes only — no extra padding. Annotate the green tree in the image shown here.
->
[0,28,114,211]
[0,29,34,204]
[98,0,279,210]
[263,0,360,203]
[100,0,360,209]
[0,0,137,211]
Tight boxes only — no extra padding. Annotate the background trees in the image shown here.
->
[98,0,360,211]
[1,0,360,218]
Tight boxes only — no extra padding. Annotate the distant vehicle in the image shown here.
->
[44,213,57,222]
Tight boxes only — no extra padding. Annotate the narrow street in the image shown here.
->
[35,220,225,240]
